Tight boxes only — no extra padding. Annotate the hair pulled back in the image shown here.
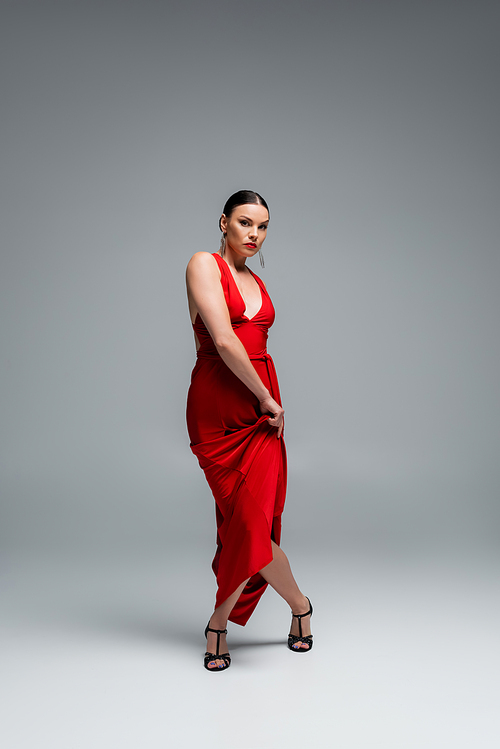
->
[219,190,270,231]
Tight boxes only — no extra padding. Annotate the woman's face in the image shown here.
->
[221,203,269,260]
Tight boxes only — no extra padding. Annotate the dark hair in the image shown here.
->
[219,190,270,231]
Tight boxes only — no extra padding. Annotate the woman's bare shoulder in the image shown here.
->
[187,251,218,269]
[186,252,221,285]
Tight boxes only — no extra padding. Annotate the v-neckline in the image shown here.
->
[226,262,263,321]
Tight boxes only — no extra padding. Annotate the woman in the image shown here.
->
[186,190,313,671]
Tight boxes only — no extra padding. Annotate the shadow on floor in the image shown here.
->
[229,638,285,650]
[51,604,287,653]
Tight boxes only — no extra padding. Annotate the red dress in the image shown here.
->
[186,253,287,626]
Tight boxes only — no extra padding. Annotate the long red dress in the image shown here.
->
[186,252,287,626]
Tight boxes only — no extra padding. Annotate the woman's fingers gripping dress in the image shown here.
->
[259,395,285,438]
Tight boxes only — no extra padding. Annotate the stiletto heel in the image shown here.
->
[288,597,313,653]
[204,623,231,671]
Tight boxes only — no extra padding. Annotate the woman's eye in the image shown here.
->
[240,220,248,226]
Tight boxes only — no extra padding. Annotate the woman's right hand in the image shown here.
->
[259,395,285,439]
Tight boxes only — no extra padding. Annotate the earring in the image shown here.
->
[219,233,226,257]
[259,249,265,268]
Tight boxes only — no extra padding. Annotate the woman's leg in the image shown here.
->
[258,540,312,649]
[205,577,250,669]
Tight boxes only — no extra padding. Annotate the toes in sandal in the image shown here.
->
[204,624,231,672]
[288,597,313,653]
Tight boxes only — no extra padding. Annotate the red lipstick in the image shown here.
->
[245,243,257,248]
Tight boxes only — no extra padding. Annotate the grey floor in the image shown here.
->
[2,547,500,749]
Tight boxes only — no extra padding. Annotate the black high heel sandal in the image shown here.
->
[288,597,313,653]
[204,623,231,672]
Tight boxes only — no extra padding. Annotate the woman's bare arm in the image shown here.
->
[186,252,284,437]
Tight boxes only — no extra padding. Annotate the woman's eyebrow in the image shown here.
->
[238,214,269,223]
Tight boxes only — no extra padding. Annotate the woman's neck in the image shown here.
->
[221,244,248,272]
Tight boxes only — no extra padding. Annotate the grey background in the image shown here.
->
[1,1,499,748]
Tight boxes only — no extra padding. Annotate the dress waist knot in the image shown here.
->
[196,349,269,361]
[196,350,278,401]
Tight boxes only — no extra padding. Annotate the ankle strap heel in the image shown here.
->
[204,623,231,672]
[288,597,314,653]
